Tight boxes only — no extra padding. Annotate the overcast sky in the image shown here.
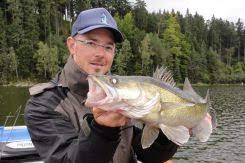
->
[139,0,245,23]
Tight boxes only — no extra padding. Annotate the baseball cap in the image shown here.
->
[71,8,124,43]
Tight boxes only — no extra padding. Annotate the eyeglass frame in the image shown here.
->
[74,39,116,55]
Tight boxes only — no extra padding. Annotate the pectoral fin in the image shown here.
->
[159,124,190,146]
[141,125,159,149]
[126,93,160,118]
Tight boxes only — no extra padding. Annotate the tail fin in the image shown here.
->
[192,113,212,142]
[205,89,217,129]
[192,90,217,142]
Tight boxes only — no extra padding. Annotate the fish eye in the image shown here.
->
[110,78,118,85]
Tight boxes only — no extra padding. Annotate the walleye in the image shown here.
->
[85,67,216,149]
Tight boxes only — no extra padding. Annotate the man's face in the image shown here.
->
[67,28,115,75]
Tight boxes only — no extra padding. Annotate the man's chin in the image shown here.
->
[93,69,104,75]
[88,68,106,75]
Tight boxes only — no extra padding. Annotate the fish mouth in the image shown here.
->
[85,75,115,107]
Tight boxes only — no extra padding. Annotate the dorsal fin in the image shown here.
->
[183,78,202,99]
[153,66,176,87]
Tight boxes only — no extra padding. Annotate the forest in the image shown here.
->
[0,0,244,84]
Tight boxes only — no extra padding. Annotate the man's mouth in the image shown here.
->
[90,62,104,67]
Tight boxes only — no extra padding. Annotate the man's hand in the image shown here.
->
[92,107,129,127]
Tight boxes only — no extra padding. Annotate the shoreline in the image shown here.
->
[1,81,43,87]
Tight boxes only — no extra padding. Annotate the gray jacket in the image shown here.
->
[24,56,178,163]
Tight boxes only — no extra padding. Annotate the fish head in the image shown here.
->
[85,75,145,110]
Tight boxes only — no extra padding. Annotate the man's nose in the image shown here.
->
[94,46,107,57]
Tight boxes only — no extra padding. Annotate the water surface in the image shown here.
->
[173,85,245,162]
[0,86,29,125]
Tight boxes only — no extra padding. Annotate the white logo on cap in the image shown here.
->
[101,13,108,24]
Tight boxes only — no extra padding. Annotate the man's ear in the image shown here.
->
[67,36,76,56]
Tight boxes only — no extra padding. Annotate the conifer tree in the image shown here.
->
[139,34,152,75]
[114,39,133,75]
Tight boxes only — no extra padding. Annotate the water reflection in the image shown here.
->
[0,86,29,125]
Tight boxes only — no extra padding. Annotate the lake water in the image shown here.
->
[0,86,29,126]
[0,85,244,162]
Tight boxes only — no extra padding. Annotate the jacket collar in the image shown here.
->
[58,56,89,96]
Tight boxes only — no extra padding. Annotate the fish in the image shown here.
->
[85,67,217,149]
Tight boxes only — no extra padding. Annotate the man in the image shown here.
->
[25,8,178,163]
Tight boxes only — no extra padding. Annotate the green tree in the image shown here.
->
[206,47,223,83]
[115,11,146,75]
[38,0,52,41]
[162,15,191,82]
[8,47,18,79]
[0,9,7,54]
[243,30,245,64]
[49,46,59,77]
[34,42,59,79]
[148,33,170,70]
[139,34,152,75]
[114,39,133,75]
[188,43,210,83]
[235,18,244,62]
[19,0,39,76]
[130,28,146,75]
[0,52,8,83]
[233,62,244,74]
[49,34,69,67]
[133,0,148,30]
[0,47,18,83]
[90,0,131,16]
[146,12,159,33]
[72,0,91,15]
[114,12,136,41]
[6,0,23,48]
[6,0,31,77]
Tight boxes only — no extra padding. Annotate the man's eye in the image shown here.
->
[86,41,96,47]
[105,45,113,51]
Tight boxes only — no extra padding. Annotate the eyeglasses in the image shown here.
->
[75,39,115,54]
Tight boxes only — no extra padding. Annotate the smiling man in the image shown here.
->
[24,8,178,163]
[69,28,115,74]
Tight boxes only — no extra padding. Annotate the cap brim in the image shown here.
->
[77,25,124,43]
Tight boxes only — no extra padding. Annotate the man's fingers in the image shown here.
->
[98,111,128,127]
[92,107,129,127]
[92,107,106,116]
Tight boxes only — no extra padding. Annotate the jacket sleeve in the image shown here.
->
[24,90,121,163]
[132,126,178,163]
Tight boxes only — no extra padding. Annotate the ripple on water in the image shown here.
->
[173,85,245,162]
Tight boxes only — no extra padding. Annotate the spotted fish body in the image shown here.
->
[85,67,216,148]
